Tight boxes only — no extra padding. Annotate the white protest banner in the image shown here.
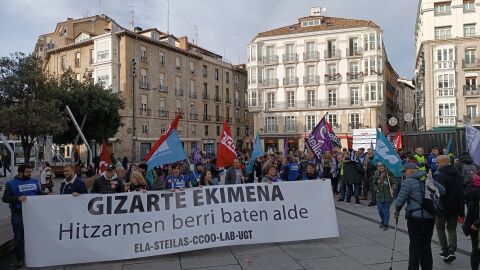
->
[23,180,338,267]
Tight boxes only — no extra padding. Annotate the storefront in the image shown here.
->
[263,138,279,153]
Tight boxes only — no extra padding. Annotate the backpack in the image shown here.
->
[462,163,478,187]
[421,175,444,216]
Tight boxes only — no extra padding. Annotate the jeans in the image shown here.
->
[435,215,457,253]
[407,218,435,270]
[11,213,24,261]
[339,181,347,200]
[331,176,338,194]
[377,202,392,226]
[471,233,480,270]
[346,184,360,204]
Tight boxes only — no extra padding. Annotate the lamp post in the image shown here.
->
[131,58,137,162]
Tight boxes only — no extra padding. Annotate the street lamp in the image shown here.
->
[131,58,137,162]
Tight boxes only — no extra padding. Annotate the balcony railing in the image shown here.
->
[214,95,222,102]
[464,115,480,124]
[263,55,279,65]
[215,116,223,122]
[158,110,169,118]
[303,51,319,61]
[175,88,184,96]
[346,72,364,82]
[464,85,480,96]
[190,113,198,120]
[203,114,212,121]
[189,92,197,99]
[159,85,168,93]
[202,93,210,100]
[324,49,341,60]
[325,73,341,83]
[283,53,298,63]
[263,99,364,111]
[303,75,320,85]
[262,78,279,88]
[346,48,363,57]
[462,59,480,69]
[283,77,298,86]
[139,108,151,116]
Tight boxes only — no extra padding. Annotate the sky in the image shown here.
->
[0,0,418,77]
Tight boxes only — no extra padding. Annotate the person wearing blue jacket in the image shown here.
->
[394,162,445,270]
[2,164,46,268]
[282,156,300,181]
[60,164,88,195]
[427,147,440,174]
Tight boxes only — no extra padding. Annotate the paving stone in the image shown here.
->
[322,228,378,249]
[64,261,123,270]
[180,247,237,269]
[338,245,408,265]
[191,265,242,270]
[122,260,181,270]
[236,251,303,270]
[279,241,342,260]
[123,253,179,264]
[299,256,370,270]
[230,244,282,255]
[366,260,409,270]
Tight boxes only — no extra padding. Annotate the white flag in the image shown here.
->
[466,123,480,166]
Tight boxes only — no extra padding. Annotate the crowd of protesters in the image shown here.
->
[2,144,480,270]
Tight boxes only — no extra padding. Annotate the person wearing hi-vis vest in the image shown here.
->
[414,147,427,171]
[2,164,46,268]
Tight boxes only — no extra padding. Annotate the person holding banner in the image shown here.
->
[60,164,88,195]
[165,164,191,191]
[127,171,148,192]
[2,164,46,268]
[263,164,281,183]
[90,164,125,194]
[373,162,396,231]
[225,158,247,185]
[303,163,319,180]
[200,170,218,186]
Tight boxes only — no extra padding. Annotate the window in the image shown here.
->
[349,62,359,74]
[302,20,320,27]
[190,80,195,96]
[369,33,376,51]
[350,87,360,105]
[305,41,315,53]
[467,105,477,118]
[349,113,360,130]
[97,75,109,87]
[159,98,165,113]
[96,40,110,62]
[192,125,196,135]
[204,125,209,136]
[305,115,317,132]
[285,116,297,132]
[328,89,337,106]
[175,57,181,70]
[234,75,239,84]
[175,77,182,95]
[141,95,148,113]
[90,49,94,64]
[437,74,455,96]
[286,91,295,108]
[203,83,208,96]
[215,69,219,80]
[250,91,257,107]
[434,2,451,15]
[176,100,181,113]
[190,61,194,74]
[327,114,338,128]
[327,64,336,75]
[215,86,220,99]
[464,0,475,12]
[75,52,81,67]
[249,45,257,62]
[160,125,167,134]
[265,117,277,132]
[436,48,455,69]
[75,73,81,81]
[370,83,377,101]
[465,49,476,64]
[267,92,275,109]
[464,24,476,37]
[142,124,149,134]
[159,73,166,90]
[466,77,477,90]
[327,40,337,57]
[160,52,165,66]
[437,103,456,124]
[286,43,294,56]
[217,126,221,136]
[435,26,452,39]
[226,72,230,83]
[61,55,66,70]
[286,67,295,79]
[307,90,316,107]
[348,37,359,55]
[140,47,147,61]
[141,69,148,88]
[202,65,207,77]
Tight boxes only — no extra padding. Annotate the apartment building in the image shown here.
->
[247,7,400,151]
[397,79,417,132]
[415,0,480,130]
[34,15,252,161]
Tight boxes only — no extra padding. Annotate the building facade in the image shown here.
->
[247,8,400,151]
[397,79,417,131]
[35,15,253,161]
[415,0,480,130]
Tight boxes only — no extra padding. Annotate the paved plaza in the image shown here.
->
[0,181,473,270]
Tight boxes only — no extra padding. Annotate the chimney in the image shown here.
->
[179,36,189,50]
[67,18,74,40]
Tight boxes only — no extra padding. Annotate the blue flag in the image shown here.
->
[372,130,404,177]
[246,133,263,174]
[146,130,188,183]
[446,135,453,155]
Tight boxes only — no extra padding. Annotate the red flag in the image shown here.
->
[99,142,111,173]
[394,131,403,150]
[216,121,237,168]
[144,112,181,162]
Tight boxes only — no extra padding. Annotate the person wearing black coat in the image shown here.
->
[343,156,364,205]
[463,184,480,270]
[60,164,88,195]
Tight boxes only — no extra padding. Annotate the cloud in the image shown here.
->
[0,0,417,77]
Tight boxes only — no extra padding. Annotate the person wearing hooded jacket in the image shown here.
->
[394,162,445,270]
[91,164,125,194]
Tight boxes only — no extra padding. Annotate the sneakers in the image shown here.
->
[379,223,384,228]
[337,198,345,202]
[383,225,389,231]
[15,260,24,268]
[368,202,377,207]
[438,251,448,260]
[354,203,361,206]
[444,250,456,263]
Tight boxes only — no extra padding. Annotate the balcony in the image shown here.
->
[283,77,299,86]
[303,51,319,61]
[346,48,363,58]
[464,115,480,124]
[159,85,168,93]
[139,108,151,116]
[158,110,169,118]
[464,85,480,96]
[202,93,210,100]
[189,92,197,99]
[303,75,320,85]
[462,59,480,69]
[215,115,223,122]
[175,88,184,96]
[346,72,364,82]
[325,74,341,84]
[203,114,212,121]
[214,95,222,102]
[226,96,231,104]
[263,55,279,65]
[190,113,198,121]
[262,78,279,88]
[324,49,341,60]
[283,53,298,63]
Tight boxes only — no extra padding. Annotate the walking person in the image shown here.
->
[463,171,480,270]
[434,155,463,262]
[373,162,396,230]
[394,162,445,270]
[3,149,12,177]
[2,164,45,268]
[39,161,54,193]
